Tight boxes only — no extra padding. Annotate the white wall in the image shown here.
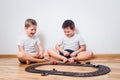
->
[0,0,120,54]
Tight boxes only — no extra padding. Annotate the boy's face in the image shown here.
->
[25,25,37,37]
[63,27,75,38]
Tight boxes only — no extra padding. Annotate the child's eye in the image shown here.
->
[31,29,36,32]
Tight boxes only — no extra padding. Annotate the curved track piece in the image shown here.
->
[25,63,111,77]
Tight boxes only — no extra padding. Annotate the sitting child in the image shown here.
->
[17,18,48,64]
[48,20,93,63]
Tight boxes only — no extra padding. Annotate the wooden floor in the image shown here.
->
[0,54,120,80]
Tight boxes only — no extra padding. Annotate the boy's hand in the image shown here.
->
[39,52,44,59]
[63,51,70,56]
[70,52,77,57]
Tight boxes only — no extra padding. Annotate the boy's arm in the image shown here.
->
[55,43,70,56]
[76,45,86,53]
[37,44,44,58]
[18,45,32,57]
[18,45,25,53]
[55,43,63,52]
[70,45,86,57]
[18,45,31,54]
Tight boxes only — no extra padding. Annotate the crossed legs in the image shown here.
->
[48,48,93,63]
[17,52,47,64]
[48,48,68,63]
[69,51,93,63]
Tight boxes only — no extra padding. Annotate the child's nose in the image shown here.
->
[66,33,70,35]
[33,30,36,33]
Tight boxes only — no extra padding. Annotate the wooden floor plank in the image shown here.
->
[0,54,120,80]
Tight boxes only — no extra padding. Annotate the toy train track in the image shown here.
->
[25,62,110,77]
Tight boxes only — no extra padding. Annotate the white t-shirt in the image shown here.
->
[58,34,85,51]
[17,35,40,53]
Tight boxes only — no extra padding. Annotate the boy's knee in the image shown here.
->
[44,51,49,57]
[48,48,54,53]
[89,51,93,58]
[17,52,25,59]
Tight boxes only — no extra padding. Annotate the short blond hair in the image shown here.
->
[25,18,37,28]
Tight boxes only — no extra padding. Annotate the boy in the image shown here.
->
[48,20,93,63]
[17,18,48,64]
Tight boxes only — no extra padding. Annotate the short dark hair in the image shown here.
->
[62,20,75,29]
[25,18,37,28]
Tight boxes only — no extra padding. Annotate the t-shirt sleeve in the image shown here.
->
[57,37,64,46]
[58,39,62,45]
[36,37,41,44]
[17,37,24,46]
[78,35,86,45]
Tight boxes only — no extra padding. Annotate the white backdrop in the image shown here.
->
[0,0,120,54]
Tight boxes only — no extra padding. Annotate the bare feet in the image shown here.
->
[26,60,30,64]
[68,57,77,63]
[37,59,48,63]
[44,55,50,61]
[63,58,68,63]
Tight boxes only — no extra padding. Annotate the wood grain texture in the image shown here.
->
[0,54,120,80]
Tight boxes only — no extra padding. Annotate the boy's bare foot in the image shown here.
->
[26,60,30,64]
[37,59,48,63]
[68,58,74,63]
[68,57,77,63]
[63,58,68,63]
[44,56,50,61]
